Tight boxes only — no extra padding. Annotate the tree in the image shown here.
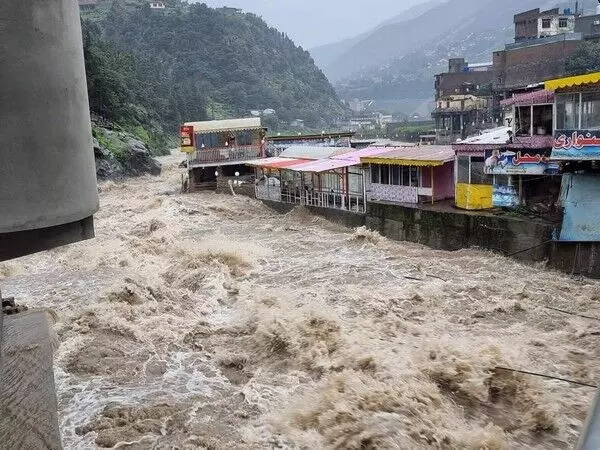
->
[80,0,347,150]
[565,42,600,76]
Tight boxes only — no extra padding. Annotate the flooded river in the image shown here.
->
[2,153,600,449]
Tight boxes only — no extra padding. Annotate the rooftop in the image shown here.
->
[267,132,354,141]
[500,90,555,107]
[457,127,512,145]
[278,146,352,160]
[184,118,263,134]
[505,32,583,51]
[361,146,454,167]
[245,157,309,169]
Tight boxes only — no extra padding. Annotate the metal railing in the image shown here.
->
[256,183,365,213]
[188,145,262,166]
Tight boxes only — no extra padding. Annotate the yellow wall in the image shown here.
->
[455,183,493,210]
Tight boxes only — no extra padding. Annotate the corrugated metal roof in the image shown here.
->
[500,90,554,107]
[292,159,358,173]
[331,146,395,161]
[458,127,511,144]
[184,118,263,134]
[246,157,291,166]
[361,146,454,166]
[289,147,393,173]
[245,157,307,168]
[279,146,349,160]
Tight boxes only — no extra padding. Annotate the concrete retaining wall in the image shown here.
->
[366,202,554,261]
[232,191,600,278]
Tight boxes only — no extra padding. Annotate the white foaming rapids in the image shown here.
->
[1,151,599,449]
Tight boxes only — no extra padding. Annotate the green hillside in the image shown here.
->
[81,0,346,153]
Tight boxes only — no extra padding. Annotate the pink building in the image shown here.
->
[360,146,455,205]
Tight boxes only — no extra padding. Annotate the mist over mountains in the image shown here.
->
[310,0,599,115]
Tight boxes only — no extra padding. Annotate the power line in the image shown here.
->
[494,366,597,389]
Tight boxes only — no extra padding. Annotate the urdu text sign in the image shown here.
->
[552,130,600,160]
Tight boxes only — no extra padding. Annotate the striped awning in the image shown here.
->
[545,72,600,91]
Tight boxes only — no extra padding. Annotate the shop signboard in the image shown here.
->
[552,130,600,160]
[492,184,519,208]
[180,125,195,153]
[484,148,558,175]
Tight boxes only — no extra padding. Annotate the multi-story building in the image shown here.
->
[514,8,577,42]
[180,118,267,190]
[432,59,495,144]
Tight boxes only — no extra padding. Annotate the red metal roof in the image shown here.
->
[500,90,555,107]
[245,157,309,169]
[290,147,393,172]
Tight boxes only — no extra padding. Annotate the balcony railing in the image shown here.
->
[188,145,262,166]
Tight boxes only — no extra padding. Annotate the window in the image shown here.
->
[371,165,380,184]
[196,133,218,148]
[532,104,553,135]
[556,93,581,130]
[401,166,410,186]
[410,167,419,187]
[391,165,400,185]
[542,18,551,29]
[582,91,600,130]
[471,157,492,185]
[457,156,470,183]
[559,18,568,28]
[380,164,390,185]
[515,106,532,136]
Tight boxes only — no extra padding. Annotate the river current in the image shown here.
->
[1,153,599,449]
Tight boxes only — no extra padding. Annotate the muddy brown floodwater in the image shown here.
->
[2,152,600,449]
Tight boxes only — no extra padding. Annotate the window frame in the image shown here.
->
[541,18,551,29]
[370,164,380,184]
[559,17,568,28]
[391,165,400,185]
[555,90,600,131]
[380,164,390,185]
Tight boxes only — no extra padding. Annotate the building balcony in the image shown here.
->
[187,145,263,167]
[432,106,486,115]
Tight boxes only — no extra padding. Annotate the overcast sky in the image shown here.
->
[196,0,427,48]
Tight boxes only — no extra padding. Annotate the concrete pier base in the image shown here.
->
[0,310,62,450]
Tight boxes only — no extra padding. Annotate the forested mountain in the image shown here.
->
[81,0,346,152]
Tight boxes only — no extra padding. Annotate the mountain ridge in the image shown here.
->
[321,0,599,115]
[309,0,443,70]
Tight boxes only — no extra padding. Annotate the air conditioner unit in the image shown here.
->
[594,20,600,25]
